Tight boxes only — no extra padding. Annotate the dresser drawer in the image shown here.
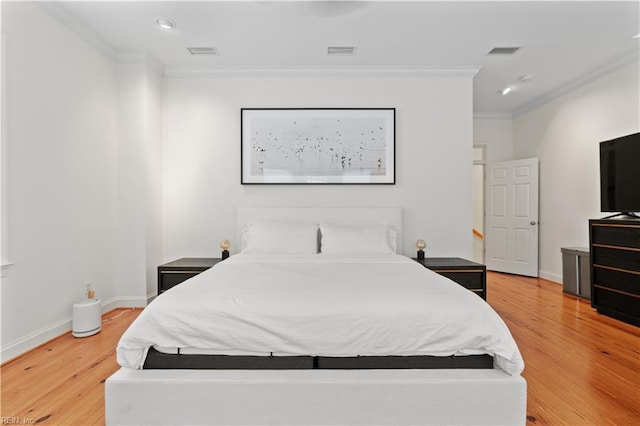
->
[591,224,640,249]
[159,271,203,293]
[593,288,640,320]
[592,247,640,272]
[592,266,640,297]
[433,270,484,291]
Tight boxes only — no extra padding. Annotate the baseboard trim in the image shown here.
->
[539,270,562,285]
[1,316,73,364]
[1,296,152,364]
[101,295,150,311]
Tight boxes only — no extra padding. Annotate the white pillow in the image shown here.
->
[241,222,319,254]
[320,224,397,254]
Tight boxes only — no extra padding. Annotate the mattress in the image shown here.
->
[142,346,494,370]
[117,254,524,375]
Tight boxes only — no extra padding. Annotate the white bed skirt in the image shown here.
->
[105,368,526,425]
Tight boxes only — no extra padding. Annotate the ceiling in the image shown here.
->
[44,1,639,116]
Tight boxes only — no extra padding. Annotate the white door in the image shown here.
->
[485,158,539,277]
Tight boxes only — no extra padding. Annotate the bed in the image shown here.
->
[105,207,526,425]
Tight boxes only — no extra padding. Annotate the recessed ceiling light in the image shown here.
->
[499,87,513,96]
[519,75,535,83]
[633,33,640,39]
[327,46,357,55]
[156,17,176,30]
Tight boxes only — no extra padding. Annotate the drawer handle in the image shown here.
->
[594,264,640,276]
[160,270,203,274]
[593,243,640,252]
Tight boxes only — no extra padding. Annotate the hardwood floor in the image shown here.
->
[1,274,639,425]
[0,308,141,425]
[487,272,640,425]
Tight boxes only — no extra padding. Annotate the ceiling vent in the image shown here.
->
[327,46,357,55]
[488,46,521,55]
[187,47,219,55]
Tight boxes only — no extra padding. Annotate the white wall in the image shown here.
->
[473,117,514,163]
[143,64,163,298]
[1,1,118,360]
[0,3,163,361]
[163,73,475,260]
[115,59,163,305]
[513,60,639,282]
[471,117,515,264]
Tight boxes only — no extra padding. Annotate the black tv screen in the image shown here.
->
[600,132,640,213]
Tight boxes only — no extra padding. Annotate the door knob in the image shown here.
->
[530,221,537,226]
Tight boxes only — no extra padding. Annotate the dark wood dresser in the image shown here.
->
[589,218,640,326]
[413,257,487,300]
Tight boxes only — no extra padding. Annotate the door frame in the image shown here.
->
[472,145,487,264]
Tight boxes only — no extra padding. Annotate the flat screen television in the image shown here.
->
[600,132,640,216]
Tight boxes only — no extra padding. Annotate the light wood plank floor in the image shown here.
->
[0,308,141,425]
[488,272,639,425]
[1,273,639,425]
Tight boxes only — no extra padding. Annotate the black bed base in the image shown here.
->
[142,347,494,370]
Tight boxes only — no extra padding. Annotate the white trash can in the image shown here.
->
[72,298,102,337]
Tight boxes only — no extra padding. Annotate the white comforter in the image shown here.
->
[117,254,524,375]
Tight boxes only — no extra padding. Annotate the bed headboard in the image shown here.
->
[236,207,403,254]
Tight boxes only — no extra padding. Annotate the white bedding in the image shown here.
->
[117,254,524,375]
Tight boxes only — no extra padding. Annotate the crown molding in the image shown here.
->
[473,113,513,120]
[35,1,116,61]
[163,66,481,79]
[116,53,165,76]
[35,2,166,76]
[513,48,640,118]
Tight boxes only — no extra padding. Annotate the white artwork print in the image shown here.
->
[242,109,395,184]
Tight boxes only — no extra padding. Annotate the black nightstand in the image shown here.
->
[157,258,222,295]
[413,257,487,300]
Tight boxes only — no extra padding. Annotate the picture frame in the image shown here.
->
[241,108,395,184]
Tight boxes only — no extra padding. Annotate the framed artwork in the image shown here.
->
[241,108,395,184]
